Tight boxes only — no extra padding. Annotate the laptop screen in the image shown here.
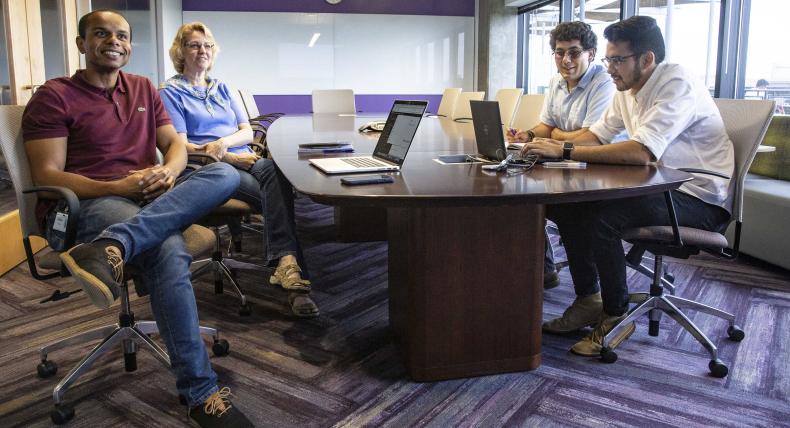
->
[373,100,428,165]
[470,100,507,161]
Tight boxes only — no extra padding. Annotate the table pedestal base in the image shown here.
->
[387,204,544,381]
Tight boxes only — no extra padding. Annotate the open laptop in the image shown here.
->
[309,100,428,174]
[470,100,509,161]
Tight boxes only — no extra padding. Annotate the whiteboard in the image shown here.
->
[181,11,474,94]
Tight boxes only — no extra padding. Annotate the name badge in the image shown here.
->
[53,212,68,232]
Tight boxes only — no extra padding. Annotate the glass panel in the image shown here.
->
[638,0,721,92]
[91,0,158,83]
[40,0,67,79]
[574,0,620,59]
[0,6,11,105]
[742,0,790,115]
[525,1,560,94]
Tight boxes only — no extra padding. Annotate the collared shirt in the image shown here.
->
[22,70,170,181]
[540,63,615,133]
[589,63,734,210]
[159,78,251,154]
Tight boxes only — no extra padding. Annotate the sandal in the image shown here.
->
[269,263,312,293]
[288,293,320,318]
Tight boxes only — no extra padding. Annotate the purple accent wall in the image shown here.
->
[182,0,474,16]
[254,94,443,115]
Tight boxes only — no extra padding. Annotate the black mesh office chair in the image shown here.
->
[0,105,230,424]
[598,99,775,377]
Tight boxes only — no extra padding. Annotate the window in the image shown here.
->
[524,1,560,94]
[637,0,720,91]
[741,0,790,115]
[574,0,620,67]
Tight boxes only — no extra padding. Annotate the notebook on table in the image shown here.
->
[309,100,428,174]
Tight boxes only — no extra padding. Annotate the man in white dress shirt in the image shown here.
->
[524,16,734,357]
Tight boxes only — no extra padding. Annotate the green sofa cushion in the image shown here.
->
[749,115,790,180]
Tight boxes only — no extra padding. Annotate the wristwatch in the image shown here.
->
[562,142,574,160]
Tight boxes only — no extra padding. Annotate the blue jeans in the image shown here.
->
[45,162,240,407]
[232,158,307,273]
[547,190,729,316]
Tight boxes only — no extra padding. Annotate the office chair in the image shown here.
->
[311,89,356,114]
[427,88,462,117]
[450,91,485,122]
[494,88,523,127]
[0,105,230,424]
[510,93,545,130]
[186,151,270,316]
[236,89,284,155]
[599,99,775,378]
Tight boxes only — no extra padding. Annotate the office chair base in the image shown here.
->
[39,320,224,424]
[192,257,252,316]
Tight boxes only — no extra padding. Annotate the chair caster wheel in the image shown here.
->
[37,360,58,378]
[663,271,674,284]
[709,359,728,378]
[239,304,251,316]
[214,280,224,294]
[124,352,137,372]
[178,394,188,406]
[212,339,230,357]
[600,347,618,364]
[51,403,75,424]
[727,325,745,342]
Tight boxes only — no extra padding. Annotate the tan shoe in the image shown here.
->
[269,263,311,293]
[570,313,636,357]
[542,292,603,334]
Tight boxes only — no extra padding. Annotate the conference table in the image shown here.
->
[267,113,692,381]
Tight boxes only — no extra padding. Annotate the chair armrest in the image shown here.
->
[22,185,80,249]
[677,168,730,180]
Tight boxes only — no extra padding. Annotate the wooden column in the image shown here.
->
[2,0,45,105]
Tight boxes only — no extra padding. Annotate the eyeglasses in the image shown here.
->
[552,48,585,60]
[185,42,215,51]
[602,54,638,67]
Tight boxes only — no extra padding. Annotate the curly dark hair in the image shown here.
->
[549,21,597,51]
[604,16,665,64]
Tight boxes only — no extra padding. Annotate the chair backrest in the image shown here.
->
[0,105,42,239]
[494,88,523,126]
[511,94,545,129]
[237,89,260,119]
[450,91,485,120]
[713,98,775,222]
[311,89,356,114]
[436,88,462,117]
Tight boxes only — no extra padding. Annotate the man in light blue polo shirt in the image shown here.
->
[508,21,616,298]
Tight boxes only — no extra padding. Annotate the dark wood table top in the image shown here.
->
[267,114,693,207]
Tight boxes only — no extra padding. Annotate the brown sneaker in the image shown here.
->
[188,387,253,428]
[570,313,636,357]
[60,242,124,309]
[542,292,602,334]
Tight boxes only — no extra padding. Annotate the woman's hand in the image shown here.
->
[202,139,228,160]
[223,152,261,170]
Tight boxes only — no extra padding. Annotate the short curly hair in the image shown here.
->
[549,21,597,51]
[169,22,220,74]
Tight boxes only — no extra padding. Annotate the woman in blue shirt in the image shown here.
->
[160,22,318,317]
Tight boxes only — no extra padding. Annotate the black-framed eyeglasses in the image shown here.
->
[602,54,639,67]
[552,48,585,60]
[185,42,215,51]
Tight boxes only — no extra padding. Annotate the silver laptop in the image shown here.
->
[309,100,428,174]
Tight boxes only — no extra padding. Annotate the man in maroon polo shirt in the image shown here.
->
[22,10,251,427]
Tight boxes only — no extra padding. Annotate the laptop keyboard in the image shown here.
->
[341,157,388,168]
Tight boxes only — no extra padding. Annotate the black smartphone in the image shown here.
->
[340,175,395,186]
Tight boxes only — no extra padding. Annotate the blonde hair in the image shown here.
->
[169,22,220,74]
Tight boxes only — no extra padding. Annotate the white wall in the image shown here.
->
[182,11,475,94]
